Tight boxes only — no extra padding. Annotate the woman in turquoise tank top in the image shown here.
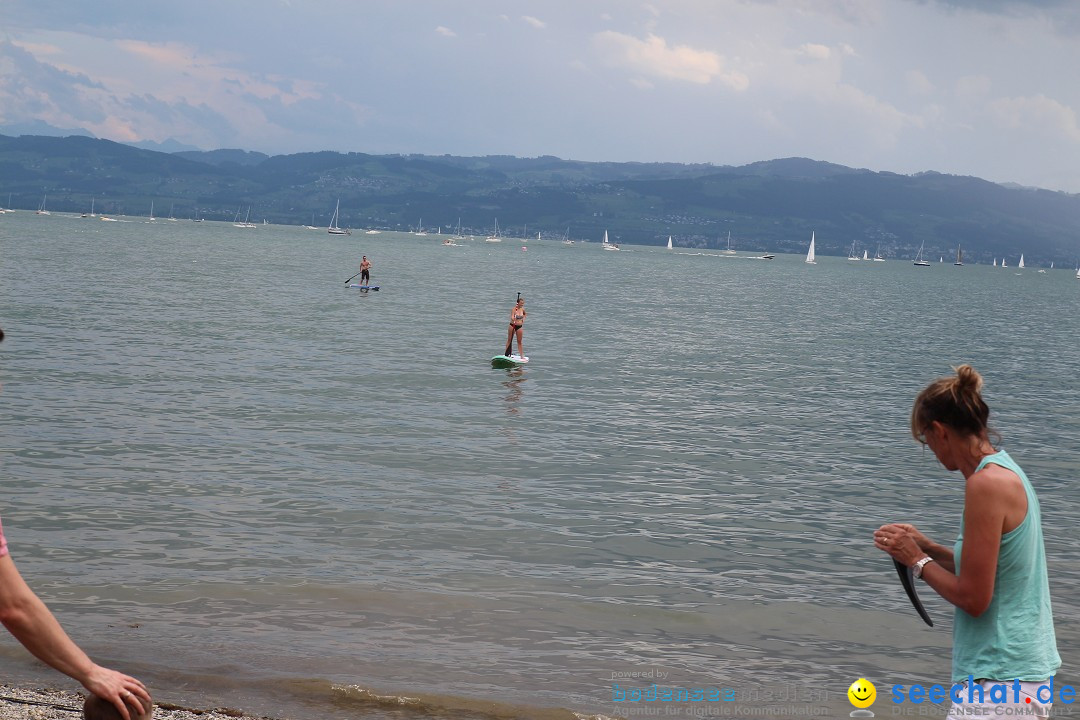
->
[875,365,1060,718]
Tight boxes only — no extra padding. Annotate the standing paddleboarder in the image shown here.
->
[505,294,526,358]
[359,255,372,286]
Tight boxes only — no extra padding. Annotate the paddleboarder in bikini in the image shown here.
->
[505,295,526,358]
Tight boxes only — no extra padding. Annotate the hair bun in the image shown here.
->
[953,364,984,394]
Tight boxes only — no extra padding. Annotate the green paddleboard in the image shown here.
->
[491,354,529,368]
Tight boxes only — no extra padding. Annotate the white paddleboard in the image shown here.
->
[491,354,529,368]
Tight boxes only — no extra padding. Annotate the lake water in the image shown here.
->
[2,213,1079,719]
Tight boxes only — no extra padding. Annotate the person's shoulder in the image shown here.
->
[967,461,1021,496]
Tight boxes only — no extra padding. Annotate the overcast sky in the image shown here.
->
[2,0,1080,191]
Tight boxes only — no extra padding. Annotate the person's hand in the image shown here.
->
[874,523,927,566]
[81,664,151,720]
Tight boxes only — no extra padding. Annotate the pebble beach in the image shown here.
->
[0,686,279,720]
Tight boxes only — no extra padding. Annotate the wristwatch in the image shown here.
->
[913,556,935,580]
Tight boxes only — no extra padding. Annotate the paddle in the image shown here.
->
[505,292,520,356]
[344,271,362,285]
[893,559,934,626]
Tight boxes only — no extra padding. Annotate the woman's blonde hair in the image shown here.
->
[911,364,995,443]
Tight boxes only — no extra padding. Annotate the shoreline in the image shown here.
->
[0,685,281,720]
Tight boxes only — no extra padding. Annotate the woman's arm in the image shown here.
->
[0,554,150,719]
[921,472,1006,617]
[876,472,1006,617]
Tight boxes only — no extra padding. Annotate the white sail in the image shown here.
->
[485,218,502,242]
[1018,254,1025,269]
[954,245,963,266]
[667,235,673,250]
[862,249,868,260]
[913,241,930,266]
[805,232,816,264]
[328,199,350,235]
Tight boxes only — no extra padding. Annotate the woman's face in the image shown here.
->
[923,422,959,471]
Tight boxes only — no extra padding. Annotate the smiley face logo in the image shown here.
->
[847,678,876,709]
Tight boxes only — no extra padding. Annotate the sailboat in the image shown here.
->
[954,245,963,266]
[602,229,620,251]
[667,235,673,249]
[993,258,997,267]
[328,200,350,235]
[805,232,816,264]
[414,219,427,236]
[862,250,868,261]
[913,241,930,267]
[1076,265,1079,280]
[485,219,502,242]
[303,212,319,230]
[562,227,574,245]
[873,245,885,262]
[234,206,257,228]
[147,200,156,223]
[1002,257,1007,268]
[36,194,50,215]
[168,204,178,221]
[848,241,859,261]
[81,198,96,218]
[722,231,735,254]
[1018,254,1025,269]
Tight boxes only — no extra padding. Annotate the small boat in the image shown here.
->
[234,206,257,228]
[667,235,673,249]
[81,198,96,218]
[1018,254,1025,269]
[913,241,930,267]
[805,231,816,264]
[722,231,735,254]
[601,230,620,251]
[848,242,859,261]
[873,245,885,262]
[36,194,50,215]
[147,200,156,223]
[954,244,963,266]
[328,200,350,235]
[414,218,427,236]
[303,212,319,230]
[485,218,502,242]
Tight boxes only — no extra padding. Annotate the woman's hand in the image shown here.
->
[874,523,928,566]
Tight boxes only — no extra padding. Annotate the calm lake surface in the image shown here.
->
[2,213,1079,719]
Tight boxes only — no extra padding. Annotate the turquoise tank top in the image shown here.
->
[952,450,1061,681]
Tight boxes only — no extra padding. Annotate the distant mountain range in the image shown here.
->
[2,133,1079,265]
